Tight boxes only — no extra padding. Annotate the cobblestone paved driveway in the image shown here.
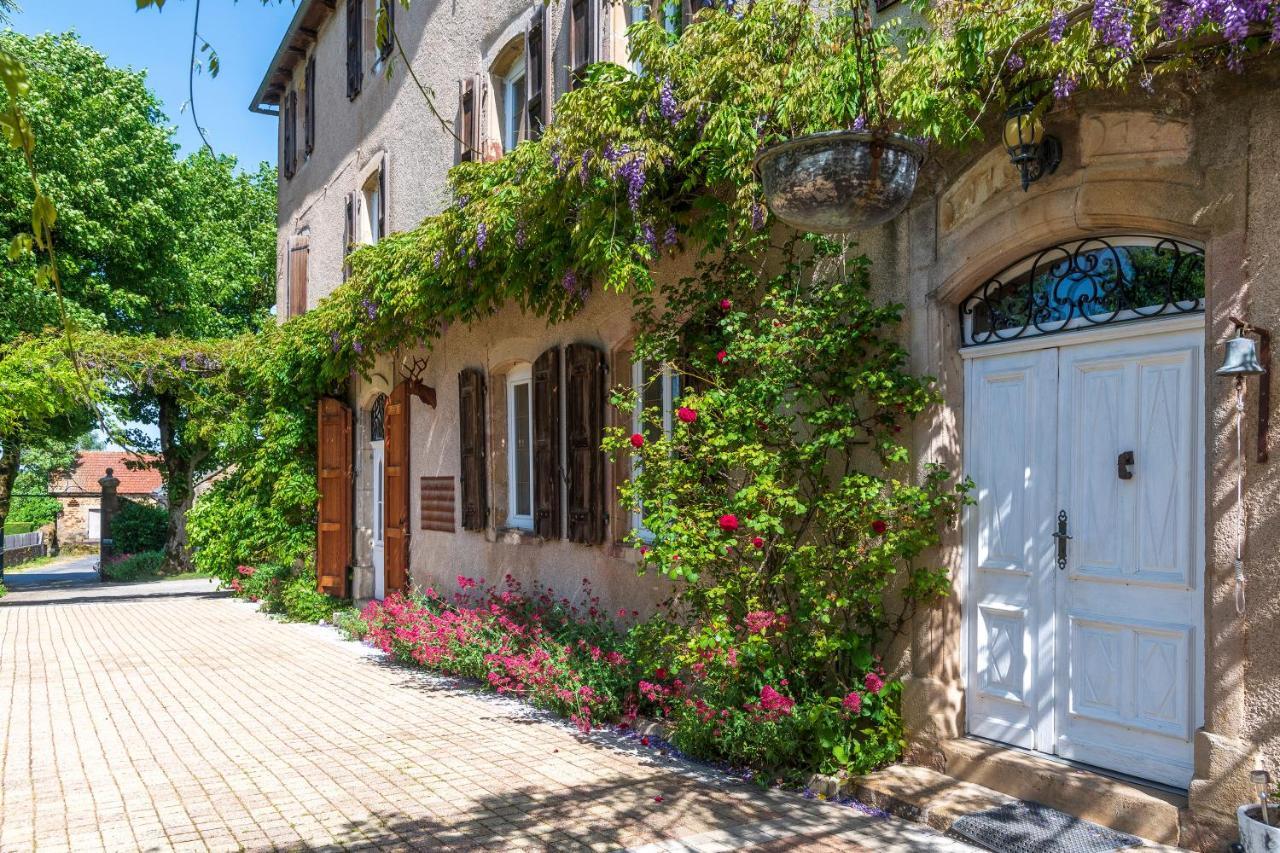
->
[0,577,978,852]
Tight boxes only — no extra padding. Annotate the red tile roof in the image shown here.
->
[50,451,165,497]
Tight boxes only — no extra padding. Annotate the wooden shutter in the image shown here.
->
[565,343,606,544]
[569,0,591,90]
[525,3,552,139]
[346,0,363,100]
[377,157,387,239]
[533,346,562,539]
[458,368,488,531]
[460,78,476,162]
[342,193,354,281]
[288,240,308,317]
[384,381,411,593]
[304,56,316,157]
[317,397,353,597]
[420,476,456,532]
[282,90,297,180]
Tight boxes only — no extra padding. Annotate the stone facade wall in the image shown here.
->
[267,1,1279,844]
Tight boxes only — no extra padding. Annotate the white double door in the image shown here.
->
[964,325,1204,788]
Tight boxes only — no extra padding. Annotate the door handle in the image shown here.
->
[1117,450,1135,480]
[1052,510,1072,571]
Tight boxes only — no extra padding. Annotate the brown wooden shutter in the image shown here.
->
[565,343,606,544]
[377,157,387,239]
[458,368,488,531]
[342,192,354,281]
[383,381,411,593]
[524,2,552,138]
[282,90,297,180]
[346,0,363,100]
[304,55,316,157]
[288,240,308,317]
[569,0,592,90]
[317,397,353,597]
[533,346,562,539]
[460,78,476,162]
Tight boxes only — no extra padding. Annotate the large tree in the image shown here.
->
[0,32,276,569]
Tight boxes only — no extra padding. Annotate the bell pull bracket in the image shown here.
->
[1228,315,1271,464]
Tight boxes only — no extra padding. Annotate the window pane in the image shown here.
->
[514,382,532,517]
[642,361,664,442]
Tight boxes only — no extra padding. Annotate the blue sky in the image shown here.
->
[9,0,298,169]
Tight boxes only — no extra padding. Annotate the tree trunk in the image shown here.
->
[157,394,202,573]
[0,437,21,580]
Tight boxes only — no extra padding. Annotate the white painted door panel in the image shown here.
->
[1054,332,1202,788]
[965,350,1058,750]
[371,441,386,600]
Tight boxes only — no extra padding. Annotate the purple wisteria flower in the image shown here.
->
[515,223,527,249]
[580,150,592,185]
[663,225,678,247]
[751,203,766,231]
[353,340,364,354]
[1160,0,1280,48]
[179,356,187,371]
[456,195,470,210]
[1092,0,1134,55]
[562,269,578,293]
[1048,10,1070,42]
[659,78,683,125]
[852,115,868,132]
[476,221,488,252]
[618,156,647,212]
[330,332,341,352]
[640,221,657,253]
[433,249,443,268]
[361,298,378,320]
[550,145,563,173]
[1053,73,1079,99]
[1006,52,1025,71]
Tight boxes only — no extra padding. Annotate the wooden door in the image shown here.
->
[316,397,353,597]
[383,382,411,595]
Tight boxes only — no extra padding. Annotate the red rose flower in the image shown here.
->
[718,513,739,532]
[752,536,764,549]
[677,406,697,423]
[716,349,727,363]
[871,519,888,535]
[630,432,645,449]
[640,736,651,746]
[719,298,732,311]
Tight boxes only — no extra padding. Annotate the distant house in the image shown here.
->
[49,451,165,548]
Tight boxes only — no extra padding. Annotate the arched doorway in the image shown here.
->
[369,394,387,599]
[960,236,1206,788]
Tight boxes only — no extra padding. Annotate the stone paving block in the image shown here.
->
[0,578,979,852]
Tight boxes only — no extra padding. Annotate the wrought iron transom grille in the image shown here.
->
[960,236,1205,347]
[370,394,387,442]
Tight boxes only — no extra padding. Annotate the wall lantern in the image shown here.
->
[1003,101,1062,191]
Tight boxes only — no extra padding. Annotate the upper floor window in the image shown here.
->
[527,5,548,140]
[376,0,396,64]
[501,56,527,153]
[361,165,385,244]
[506,365,535,530]
[287,236,309,317]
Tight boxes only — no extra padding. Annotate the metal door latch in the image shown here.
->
[1052,510,1071,571]
[1117,450,1135,480]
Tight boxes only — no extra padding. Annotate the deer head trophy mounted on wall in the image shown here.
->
[402,356,437,408]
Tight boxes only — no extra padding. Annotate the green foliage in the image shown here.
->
[102,551,165,582]
[112,501,170,555]
[2,520,32,534]
[228,563,343,623]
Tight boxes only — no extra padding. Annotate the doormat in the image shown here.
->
[950,801,1143,853]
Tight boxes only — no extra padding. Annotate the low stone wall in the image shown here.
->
[3,543,48,567]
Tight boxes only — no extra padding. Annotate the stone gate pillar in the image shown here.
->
[98,467,120,572]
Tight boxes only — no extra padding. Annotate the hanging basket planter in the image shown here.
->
[753,130,924,234]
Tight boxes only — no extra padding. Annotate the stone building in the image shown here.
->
[252,1,1280,846]
[50,451,164,549]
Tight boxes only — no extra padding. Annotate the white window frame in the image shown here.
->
[502,54,526,154]
[372,441,385,546]
[630,359,679,539]
[506,364,535,530]
[361,169,382,245]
